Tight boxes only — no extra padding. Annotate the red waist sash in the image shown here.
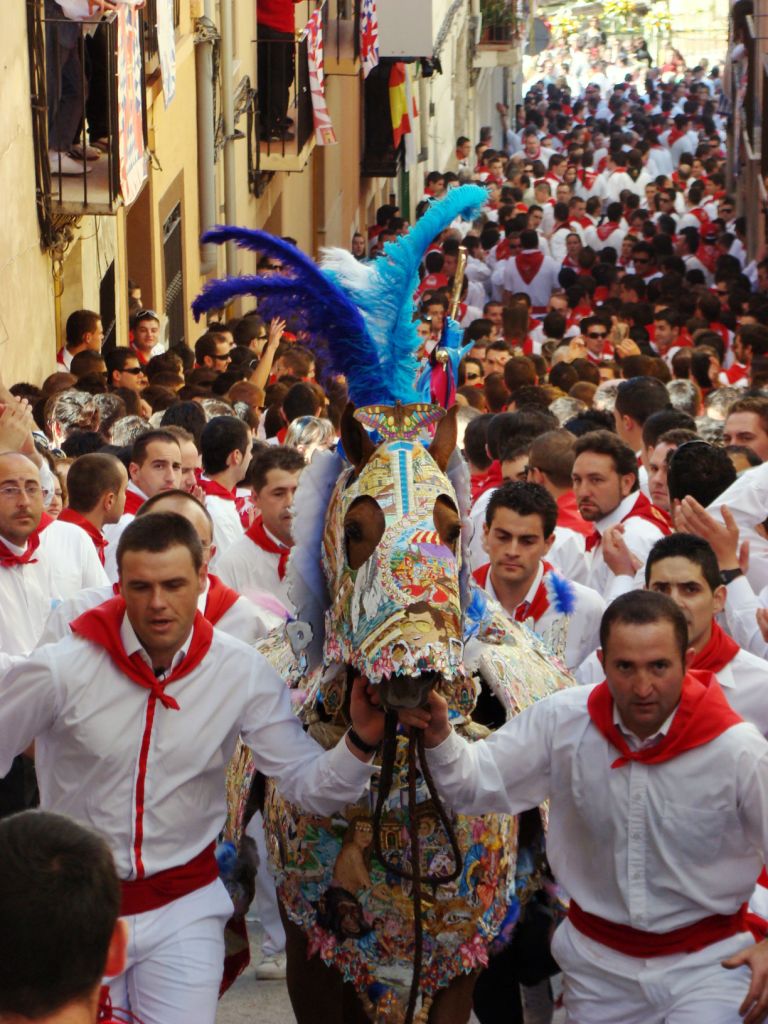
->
[568,898,747,957]
[120,842,218,916]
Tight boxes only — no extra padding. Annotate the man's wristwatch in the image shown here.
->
[347,728,379,755]
[720,567,743,585]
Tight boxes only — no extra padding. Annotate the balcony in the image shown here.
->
[255,1,327,172]
[27,0,148,244]
[325,0,361,76]
[473,0,522,68]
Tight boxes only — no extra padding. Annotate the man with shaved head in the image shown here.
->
[40,490,282,646]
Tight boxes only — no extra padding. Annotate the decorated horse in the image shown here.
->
[193,186,574,1023]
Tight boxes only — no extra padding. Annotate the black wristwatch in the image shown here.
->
[720,567,743,585]
[347,728,379,755]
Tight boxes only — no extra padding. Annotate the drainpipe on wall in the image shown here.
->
[194,0,218,276]
[220,0,237,276]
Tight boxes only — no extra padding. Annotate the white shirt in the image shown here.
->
[202,489,244,570]
[501,252,562,310]
[482,562,605,672]
[103,481,146,583]
[0,614,374,879]
[0,539,52,655]
[707,465,768,594]
[216,526,293,611]
[586,492,666,593]
[39,518,109,601]
[38,576,282,647]
[427,685,768,932]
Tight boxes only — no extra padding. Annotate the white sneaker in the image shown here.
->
[49,150,92,176]
[254,953,286,980]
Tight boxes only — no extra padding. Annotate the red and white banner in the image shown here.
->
[360,0,379,79]
[117,5,148,205]
[304,9,337,145]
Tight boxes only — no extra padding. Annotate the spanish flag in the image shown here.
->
[389,61,410,148]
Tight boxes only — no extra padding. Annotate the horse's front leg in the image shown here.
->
[279,901,372,1024]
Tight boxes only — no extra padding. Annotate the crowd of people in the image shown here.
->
[6,24,768,1024]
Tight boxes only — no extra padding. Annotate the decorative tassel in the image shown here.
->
[544,570,576,616]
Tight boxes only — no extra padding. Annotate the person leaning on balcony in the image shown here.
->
[257,0,304,143]
[45,0,118,175]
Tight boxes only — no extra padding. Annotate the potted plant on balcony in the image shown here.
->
[480,0,515,44]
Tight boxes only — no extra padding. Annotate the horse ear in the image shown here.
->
[341,403,375,473]
[428,405,458,472]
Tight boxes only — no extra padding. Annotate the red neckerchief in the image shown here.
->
[123,488,146,516]
[470,460,503,504]
[0,529,40,568]
[495,238,515,262]
[472,561,554,623]
[691,622,739,674]
[556,491,594,538]
[667,127,685,144]
[515,250,544,285]
[200,477,236,501]
[689,207,711,228]
[596,221,620,241]
[70,597,213,710]
[245,518,290,580]
[205,573,240,624]
[587,670,742,769]
[58,508,108,566]
[562,255,579,268]
[726,363,747,384]
[514,560,554,622]
[129,342,150,366]
[585,492,670,552]
[34,511,54,535]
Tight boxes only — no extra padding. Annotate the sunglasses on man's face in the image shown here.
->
[123,366,145,375]
[587,331,608,339]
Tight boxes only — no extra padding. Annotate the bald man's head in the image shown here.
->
[136,490,213,563]
[0,453,43,546]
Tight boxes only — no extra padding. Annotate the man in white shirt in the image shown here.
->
[401,591,768,1024]
[40,489,281,646]
[472,481,604,671]
[0,512,383,1024]
[572,430,670,593]
[576,534,768,734]
[103,429,183,581]
[198,415,252,568]
[216,445,304,611]
[502,229,561,316]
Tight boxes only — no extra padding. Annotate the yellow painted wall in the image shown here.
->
[0,1,57,382]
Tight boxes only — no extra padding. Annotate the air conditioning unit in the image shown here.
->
[377,0,437,57]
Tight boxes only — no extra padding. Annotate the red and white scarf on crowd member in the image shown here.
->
[245,518,290,580]
[0,528,41,568]
[689,621,739,674]
[514,250,544,285]
[71,597,214,710]
[472,560,558,622]
[199,477,235,501]
[58,507,108,566]
[596,220,621,242]
[470,460,503,506]
[204,574,240,624]
[123,486,147,516]
[585,492,671,552]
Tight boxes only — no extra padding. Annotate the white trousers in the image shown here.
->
[551,919,753,1024]
[105,879,233,1024]
[246,810,286,958]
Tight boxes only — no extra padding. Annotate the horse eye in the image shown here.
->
[344,521,363,542]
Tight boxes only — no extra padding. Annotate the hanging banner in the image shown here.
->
[304,8,337,145]
[360,0,379,78]
[117,5,148,205]
[403,62,418,169]
[156,0,177,107]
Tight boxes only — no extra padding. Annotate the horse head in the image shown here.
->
[321,404,464,710]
